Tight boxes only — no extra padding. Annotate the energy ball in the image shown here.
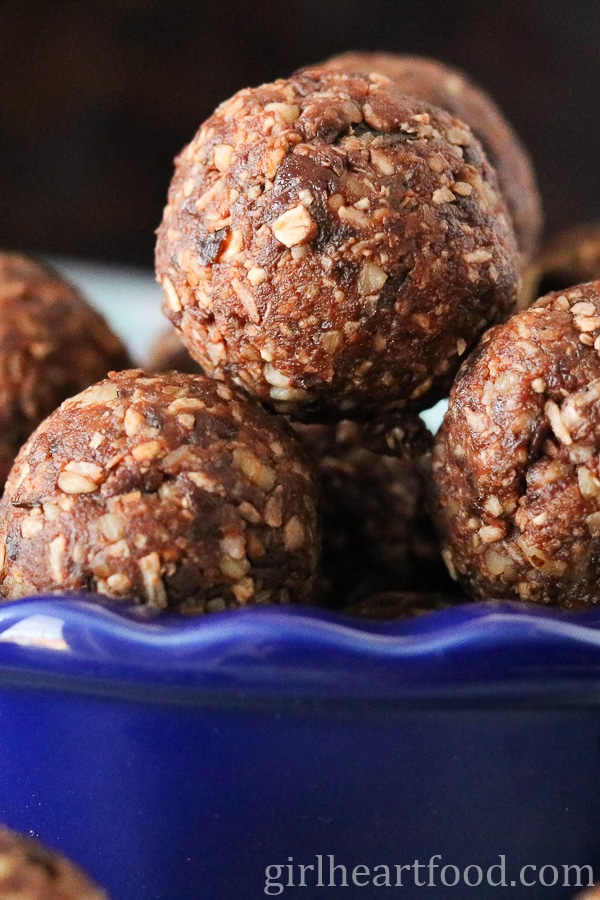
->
[0,252,130,488]
[156,68,519,421]
[0,370,319,612]
[432,280,600,608]
[313,52,542,262]
[294,420,455,605]
[0,825,107,899]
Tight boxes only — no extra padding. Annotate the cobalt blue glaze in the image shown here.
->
[1,598,600,898]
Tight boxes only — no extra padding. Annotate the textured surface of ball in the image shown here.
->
[432,281,600,607]
[0,253,130,488]
[156,68,518,421]
[0,370,319,611]
[315,52,542,262]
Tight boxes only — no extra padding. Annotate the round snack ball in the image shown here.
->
[294,420,456,606]
[156,68,519,422]
[0,252,130,488]
[313,52,542,262]
[0,824,107,899]
[0,370,319,612]
[432,280,600,608]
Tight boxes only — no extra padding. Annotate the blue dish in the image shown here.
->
[32,244,598,898]
[1,597,600,899]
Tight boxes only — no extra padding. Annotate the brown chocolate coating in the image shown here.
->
[0,370,319,612]
[156,68,518,421]
[315,52,542,262]
[294,420,456,606]
[432,281,600,608]
[0,825,106,899]
[147,326,203,374]
[521,221,600,310]
[0,253,130,489]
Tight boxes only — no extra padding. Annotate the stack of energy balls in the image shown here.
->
[152,54,526,615]
[10,50,600,617]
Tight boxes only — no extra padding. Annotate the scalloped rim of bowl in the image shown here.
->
[1,598,600,707]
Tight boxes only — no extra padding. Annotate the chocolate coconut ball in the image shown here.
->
[0,370,319,612]
[0,825,106,899]
[314,52,542,262]
[0,253,130,488]
[156,68,519,422]
[432,280,600,608]
[294,420,455,606]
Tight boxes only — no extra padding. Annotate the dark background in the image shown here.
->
[1,0,599,268]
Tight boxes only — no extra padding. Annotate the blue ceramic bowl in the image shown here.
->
[1,597,600,899]
[8,262,595,897]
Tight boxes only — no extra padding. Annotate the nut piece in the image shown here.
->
[432,186,455,204]
[213,143,234,171]
[357,262,388,295]
[162,276,182,312]
[271,204,316,247]
[58,471,100,494]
